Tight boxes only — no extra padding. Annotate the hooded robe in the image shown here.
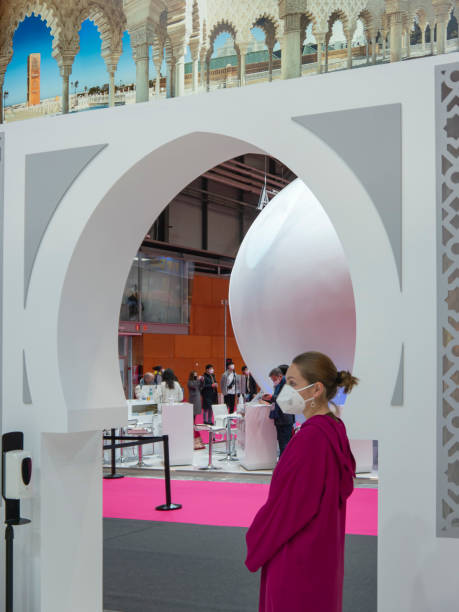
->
[245,414,356,612]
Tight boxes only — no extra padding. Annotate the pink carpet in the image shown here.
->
[103,477,377,536]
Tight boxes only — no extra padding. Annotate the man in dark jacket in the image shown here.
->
[200,364,218,424]
[241,365,258,401]
[263,367,295,456]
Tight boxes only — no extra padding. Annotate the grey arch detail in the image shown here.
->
[24,144,107,305]
[292,104,402,289]
[23,350,32,405]
[391,344,404,406]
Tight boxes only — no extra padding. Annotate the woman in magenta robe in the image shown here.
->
[245,351,358,612]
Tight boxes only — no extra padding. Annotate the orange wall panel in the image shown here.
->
[174,335,212,358]
[143,334,175,359]
[138,275,246,391]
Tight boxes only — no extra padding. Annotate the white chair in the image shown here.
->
[194,403,228,470]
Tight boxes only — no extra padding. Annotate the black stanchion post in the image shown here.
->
[156,435,182,511]
[5,525,13,612]
[103,429,124,480]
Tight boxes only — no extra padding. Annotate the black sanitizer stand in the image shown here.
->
[2,432,31,612]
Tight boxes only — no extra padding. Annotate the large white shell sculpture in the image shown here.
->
[229,178,356,396]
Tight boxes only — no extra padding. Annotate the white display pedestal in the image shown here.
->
[350,439,373,473]
[125,400,193,466]
[237,403,278,470]
[160,402,194,466]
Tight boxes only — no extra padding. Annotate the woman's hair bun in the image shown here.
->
[336,370,359,394]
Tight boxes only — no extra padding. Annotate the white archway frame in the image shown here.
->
[5,54,456,611]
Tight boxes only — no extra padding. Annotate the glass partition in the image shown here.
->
[119,250,193,326]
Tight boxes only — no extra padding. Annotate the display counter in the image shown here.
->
[350,439,373,474]
[237,403,278,470]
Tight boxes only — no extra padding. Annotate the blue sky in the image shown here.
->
[4,15,361,106]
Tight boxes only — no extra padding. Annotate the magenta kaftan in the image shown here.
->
[245,414,356,612]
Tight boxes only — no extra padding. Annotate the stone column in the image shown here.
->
[206,59,210,91]
[346,31,354,68]
[200,48,207,88]
[108,69,115,107]
[316,34,325,74]
[433,2,451,55]
[134,43,150,102]
[324,35,330,73]
[60,64,72,114]
[267,41,274,81]
[371,35,377,64]
[238,41,248,86]
[152,41,164,98]
[406,31,411,57]
[389,12,404,62]
[175,54,185,97]
[365,34,370,64]
[280,12,302,79]
[191,51,199,91]
[382,33,387,59]
[0,57,10,124]
[153,56,162,97]
[189,39,200,92]
[169,57,177,97]
[421,25,426,51]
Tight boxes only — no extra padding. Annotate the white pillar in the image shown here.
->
[390,13,403,62]
[175,55,185,97]
[239,43,248,86]
[324,37,329,73]
[108,70,115,107]
[206,60,210,91]
[382,34,387,59]
[366,38,370,64]
[135,43,149,103]
[60,65,71,114]
[41,432,102,611]
[281,13,302,79]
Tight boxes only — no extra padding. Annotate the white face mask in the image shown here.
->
[276,383,315,415]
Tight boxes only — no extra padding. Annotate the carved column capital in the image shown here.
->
[279,0,307,19]
[283,13,302,33]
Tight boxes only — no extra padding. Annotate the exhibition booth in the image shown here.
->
[0,53,457,612]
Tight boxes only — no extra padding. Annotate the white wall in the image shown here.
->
[1,53,458,610]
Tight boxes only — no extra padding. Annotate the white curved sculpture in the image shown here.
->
[229,179,356,394]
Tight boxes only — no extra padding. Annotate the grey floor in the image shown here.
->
[104,518,376,612]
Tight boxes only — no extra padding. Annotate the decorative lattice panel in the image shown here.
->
[436,63,459,538]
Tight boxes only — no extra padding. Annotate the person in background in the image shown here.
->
[159,368,183,403]
[134,372,154,399]
[200,364,218,424]
[152,366,163,385]
[278,364,289,376]
[246,351,358,612]
[221,358,238,414]
[188,371,205,450]
[241,366,258,401]
[263,367,295,456]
